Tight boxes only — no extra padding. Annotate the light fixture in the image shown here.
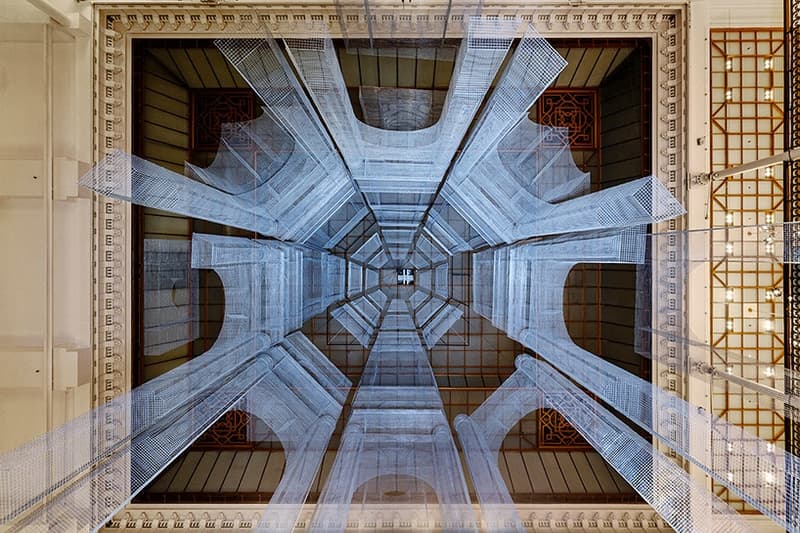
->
[726,289,735,301]
[763,57,773,70]
[725,242,734,255]
[725,89,733,101]
[726,320,734,331]
[764,89,773,101]
[767,287,782,300]
[764,366,774,377]
[764,167,774,179]
[726,58,733,70]
[725,212,734,225]
[762,319,774,332]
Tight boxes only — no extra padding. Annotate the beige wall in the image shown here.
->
[0,0,94,452]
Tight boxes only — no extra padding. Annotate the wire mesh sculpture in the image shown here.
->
[311,305,477,531]
[456,355,757,533]
[143,239,199,356]
[8,12,793,532]
[472,225,800,531]
[282,17,520,263]
[0,234,350,531]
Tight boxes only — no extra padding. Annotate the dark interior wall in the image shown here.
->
[597,45,650,377]
[133,43,229,384]
[599,48,648,187]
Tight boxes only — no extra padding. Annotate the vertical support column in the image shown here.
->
[310,425,365,530]
[453,415,523,532]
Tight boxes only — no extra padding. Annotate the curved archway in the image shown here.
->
[346,474,441,527]
[196,268,224,355]
[563,262,643,376]
[139,242,224,383]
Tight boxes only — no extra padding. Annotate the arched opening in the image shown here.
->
[563,262,645,377]
[137,240,225,385]
[498,408,640,504]
[132,38,265,386]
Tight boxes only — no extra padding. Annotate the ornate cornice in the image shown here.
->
[104,503,672,531]
[94,2,684,38]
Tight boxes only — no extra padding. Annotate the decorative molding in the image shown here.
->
[104,503,671,531]
[95,4,685,39]
[647,7,686,467]
[785,0,800,526]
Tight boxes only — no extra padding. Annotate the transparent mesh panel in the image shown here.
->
[80,150,278,236]
[474,226,800,530]
[246,338,351,531]
[0,334,268,529]
[1,231,351,531]
[456,356,757,533]
[282,17,518,268]
[421,303,463,349]
[430,25,567,246]
[312,304,476,531]
[143,239,198,357]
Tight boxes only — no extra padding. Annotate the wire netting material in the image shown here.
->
[202,36,359,243]
[359,87,446,131]
[311,305,477,531]
[80,146,355,245]
[80,150,278,235]
[630,223,800,408]
[421,303,463,349]
[331,302,375,347]
[246,339,350,532]
[184,111,355,243]
[526,357,756,533]
[1,337,270,529]
[472,229,800,531]
[427,26,572,248]
[350,234,384,265]
[455,357,755,532]
[191,234,345,343]
[0,329,263,517]
[0,232,351,530]
[452,27,567,177]
[143,239,199,357]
